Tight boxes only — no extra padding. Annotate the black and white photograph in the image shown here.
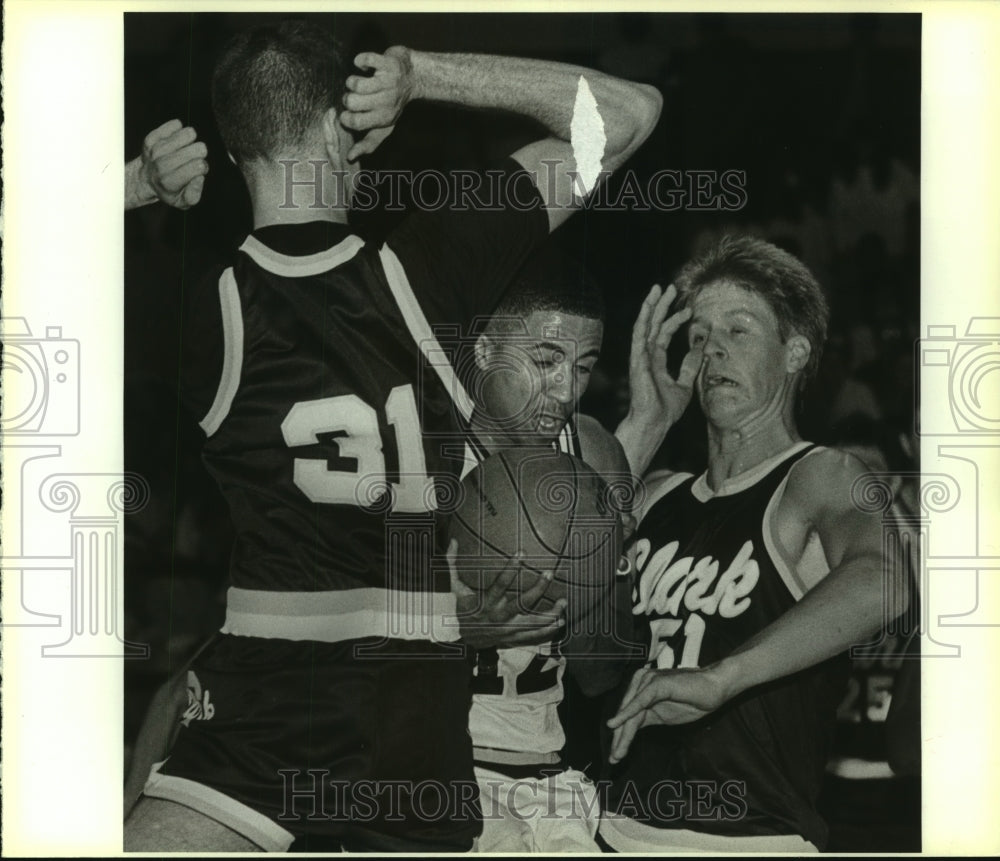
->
[2,2,998,856]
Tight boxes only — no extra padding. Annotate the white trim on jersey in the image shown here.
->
[762,446,831,600]
[638,470,692,523]
[559,421,580,458]
[690,440,813,501]
[199,269,244,437]
[143,760,294,851]
[219,585,463,644]
[378,244,475,422]
[473,747,561,767]
[239,233,365,277]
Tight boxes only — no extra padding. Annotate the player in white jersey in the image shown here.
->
[449,253,693,852]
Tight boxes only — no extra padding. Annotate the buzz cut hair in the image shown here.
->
[486,249,606,333]
[211,19,349,165]
[673,234,829,384]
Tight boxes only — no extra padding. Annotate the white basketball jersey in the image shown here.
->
[462,424,580,765]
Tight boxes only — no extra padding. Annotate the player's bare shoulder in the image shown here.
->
[575,413,628,479]
[782,446,873,522]
[773,446,880,574]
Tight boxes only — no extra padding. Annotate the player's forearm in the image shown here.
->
[714,554,906,699]
[124,155,157,210]
[615,413,669,479]
[408,49,662,165]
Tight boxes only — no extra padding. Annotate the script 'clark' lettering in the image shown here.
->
[632,538,759,620]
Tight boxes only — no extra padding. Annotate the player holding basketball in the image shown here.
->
[449,255,697,853]
[123,19,661,853]
[599,235,912,852]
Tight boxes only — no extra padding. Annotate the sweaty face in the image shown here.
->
[477,311,603,444]
[687,280,796,430]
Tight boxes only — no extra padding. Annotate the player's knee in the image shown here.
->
[124,797,262,852]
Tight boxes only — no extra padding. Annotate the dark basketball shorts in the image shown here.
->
[143,633,481,851]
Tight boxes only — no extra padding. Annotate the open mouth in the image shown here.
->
[537,413,567,430]
[704,373,739,389]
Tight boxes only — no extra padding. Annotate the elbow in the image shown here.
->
[638,83,664,125]
[603,83,662,162]
[627,83,663,149]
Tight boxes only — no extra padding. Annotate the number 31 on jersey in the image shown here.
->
[281,384,435,512]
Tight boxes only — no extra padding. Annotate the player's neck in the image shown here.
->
[705,421,800,490]
[243,159,350,229]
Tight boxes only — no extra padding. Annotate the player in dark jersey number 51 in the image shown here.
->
[602,236,913,853]
[123,19,661,853]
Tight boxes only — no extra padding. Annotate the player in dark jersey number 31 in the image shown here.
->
[123,20,662,853]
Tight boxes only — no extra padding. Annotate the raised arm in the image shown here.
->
[615,284,702,477]
[125,119,209,211]
[341,47,662,231]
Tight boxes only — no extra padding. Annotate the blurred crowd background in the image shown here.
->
[124,12,921,850]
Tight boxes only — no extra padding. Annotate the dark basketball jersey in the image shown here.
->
[178,162,547,639]
[605,443,849,849]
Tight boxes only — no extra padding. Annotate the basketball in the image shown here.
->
[448,447,623,626]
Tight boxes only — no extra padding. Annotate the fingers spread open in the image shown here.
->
[516,567,553,612]
[630,284,662,371]
[676,346,705,389]
[609,711,645,763]
[483,553,524,602]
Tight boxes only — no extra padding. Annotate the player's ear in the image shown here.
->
[785,334,811,375]
[474,334,494,371]
[322,107,342,168]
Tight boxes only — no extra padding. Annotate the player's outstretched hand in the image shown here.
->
[606,663,733,763]
[125,119,208,211]
[342,46,414,161]
[447,540,566,649]
[627,284,703,431]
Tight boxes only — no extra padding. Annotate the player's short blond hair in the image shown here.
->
[674,234,829,385]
